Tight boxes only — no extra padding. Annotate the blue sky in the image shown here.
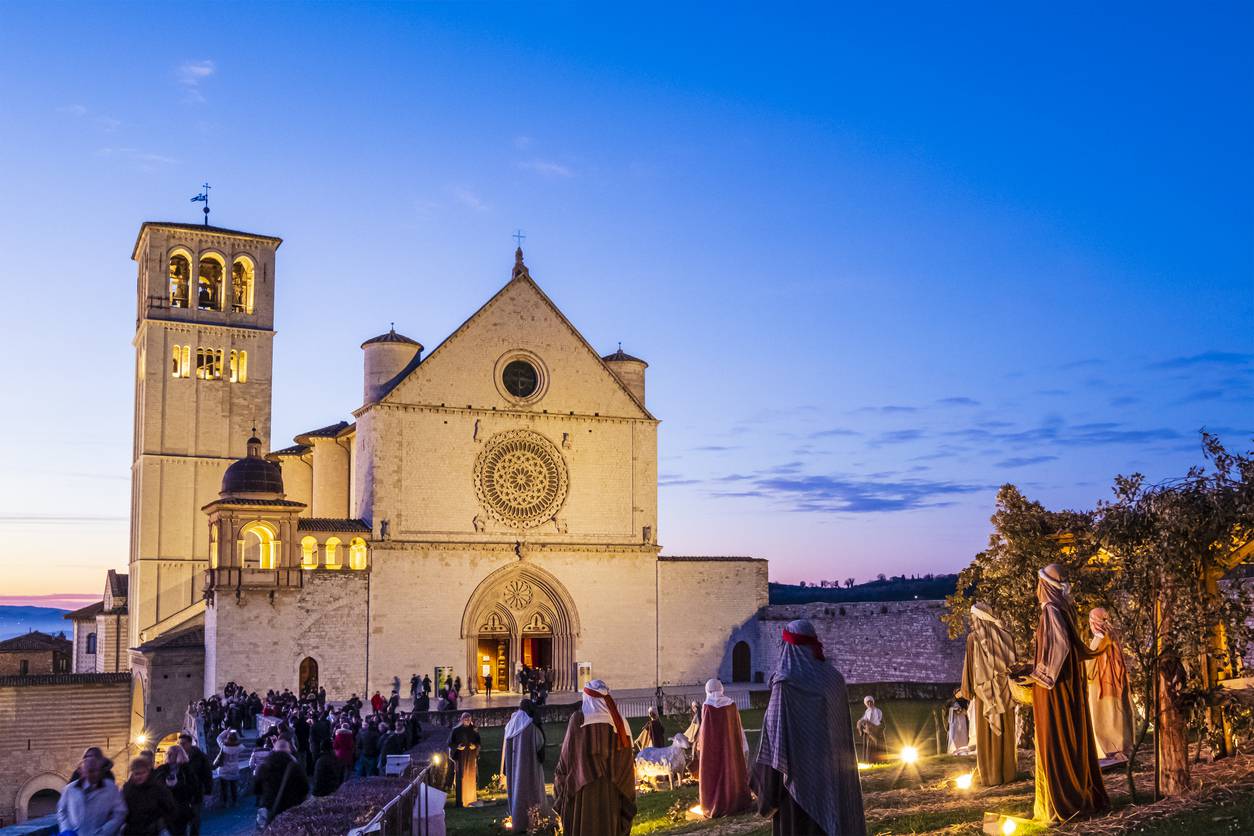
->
[1,2,1250,595]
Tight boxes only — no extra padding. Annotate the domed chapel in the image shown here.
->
[122,220,767,730]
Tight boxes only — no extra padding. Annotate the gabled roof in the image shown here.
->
[64,601,105,621]
[106,570,128,599]
[136,625,205,653]
[0,631,71,652]
[298,518,371,533]
[375,250,654,419]
[132,222,282,259]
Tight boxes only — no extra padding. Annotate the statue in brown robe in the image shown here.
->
[959,602,1019,786]
[1027,564,1109,823]
[553,679,636,836]
[1085,607,1135,762]
[697,678,751,818]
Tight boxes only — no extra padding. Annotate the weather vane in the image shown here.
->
[513,229,526,248]
[190,182,211,226]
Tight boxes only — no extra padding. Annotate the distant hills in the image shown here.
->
[769,574,959,605]
[0,606,72,641]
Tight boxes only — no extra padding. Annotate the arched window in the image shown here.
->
[197,255,224,310]
[231,257,255,314]
[168,253,191,308]
[300,536,318,569]
[240,521,278,569]
[348,537,368,570]
[229,350,248,383]
[86,632,97,654]
[209,526,219,568]
[324,537,342,569]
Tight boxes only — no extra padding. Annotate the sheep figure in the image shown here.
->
[634,732,691,791]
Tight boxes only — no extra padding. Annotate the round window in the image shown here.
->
[502,359,539,398]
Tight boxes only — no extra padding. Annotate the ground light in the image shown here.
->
[954,771,974,790]
[981,813,1032,835]
[857,762,872,770]
[899,745,919,764]
[685,804,705,821]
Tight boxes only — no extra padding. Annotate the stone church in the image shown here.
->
[123,220,767,734]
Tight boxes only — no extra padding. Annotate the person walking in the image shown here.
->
[484,672,494,699]
[178,732,213,835]
[122,756,177,836]
[57,751,126,836]
[254,739,310,828]
[312,741,342,797]
[214,729,245,807]
[154,745,199,835]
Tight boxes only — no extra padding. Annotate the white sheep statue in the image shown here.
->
[634,732,691,791]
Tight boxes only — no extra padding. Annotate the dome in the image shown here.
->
[361,326,422,350]
[221,435,285,497]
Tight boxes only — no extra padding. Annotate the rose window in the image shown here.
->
[474,430,569,527]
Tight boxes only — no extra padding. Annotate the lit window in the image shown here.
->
[231,258,255,314]
[324,537,342,569]
[301,536,318,569]
[229,350,249,383]
[169,254,191,308]
[348,538,368,570]
[196,348,224,380]
[241,521,278,569]
[198,256,224,310]
[172,345,191,378]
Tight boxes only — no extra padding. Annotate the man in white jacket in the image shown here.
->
[57,752,127,836]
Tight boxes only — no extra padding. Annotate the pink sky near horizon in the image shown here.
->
[0,593,102,610]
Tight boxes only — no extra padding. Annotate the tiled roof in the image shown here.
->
[0,672,131,687]
[203,497,307,509]
[268,444,311,457]
[362,328,422,349]
[297,518,371,533]
[657,555,765,562]
[295,421,352,443]
[136,626,204,653]
[65,601,105,620]
[602,347,647,365]
[0,631,72,652]
[106,570,128,598]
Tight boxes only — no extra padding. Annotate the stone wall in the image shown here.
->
[0,674,131,827]
[758,600,964,685]
[658,557,769,686]
[205,571,368,697]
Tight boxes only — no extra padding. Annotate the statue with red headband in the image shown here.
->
[751,619,866,835]
[554,678,636,835]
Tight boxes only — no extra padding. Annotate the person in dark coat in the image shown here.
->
[378,721,409,773]
[123,756,177,836]
[448,713,482,807]
[178,733,213,835]
[422,674,432,696]
[312,741,342,797]
[154,745,199,835]
[356,722,381,776]
[254,740,310,826]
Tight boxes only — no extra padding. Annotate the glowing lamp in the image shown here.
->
[1002,820,1017,835]
[955,772,974,790]
[134,734,149,747]
[857,762,872,771]
[982,813,1031,835]
[684,804,705,821]
[431,753,442,766]
[899,745,919,765]
[502,817,513,830]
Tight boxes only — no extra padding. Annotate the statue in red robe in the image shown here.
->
[697,679,752,818]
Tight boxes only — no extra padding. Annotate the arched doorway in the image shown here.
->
[27,789,60,819]
[732,641,751,683]
[462,564,580,693]
[299,657,319,697]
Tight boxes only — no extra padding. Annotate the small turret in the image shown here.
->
[602,344,648,405]
[361,325,422,404]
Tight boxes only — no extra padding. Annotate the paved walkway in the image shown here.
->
[402,682,767,711]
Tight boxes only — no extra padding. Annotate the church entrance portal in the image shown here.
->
[732,641,751,683]
[476,637,509,692]
[463,565,580,693]
[299,657,318,697]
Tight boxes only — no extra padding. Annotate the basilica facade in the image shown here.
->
[124,221,767,727]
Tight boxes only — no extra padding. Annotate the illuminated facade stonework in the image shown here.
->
[122,225,767,708]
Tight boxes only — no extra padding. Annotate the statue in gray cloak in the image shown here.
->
[503,699,553,830]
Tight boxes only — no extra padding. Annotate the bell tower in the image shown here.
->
[129,222,281,648]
